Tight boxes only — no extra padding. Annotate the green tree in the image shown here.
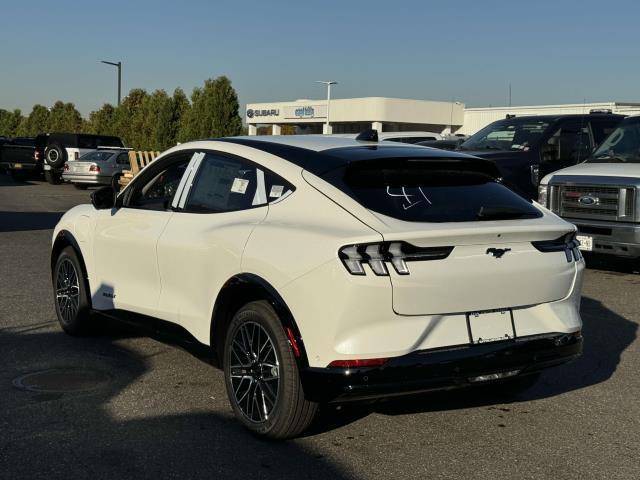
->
[167,88,190,147]
[180,76,242,141]
[87,103,116,135]
[0,109,23,137]
[142,89,172,151]
[16,104,50,136]
[112,88,149,149]
[48,101,83,132]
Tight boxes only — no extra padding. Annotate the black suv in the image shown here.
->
[458,113,624,198]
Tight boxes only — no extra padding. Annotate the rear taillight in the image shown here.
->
[34,150,41,161]
[338,242,453,276]
[89,164,100,173]
[63,163,69,171]
[328,358,388,368]
[532,232,581,262]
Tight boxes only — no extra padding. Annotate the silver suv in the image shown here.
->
[62,148,131,190]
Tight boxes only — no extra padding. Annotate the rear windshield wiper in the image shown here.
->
[477,206,540,220]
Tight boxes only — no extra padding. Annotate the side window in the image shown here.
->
[542,121,592,164]
[183,153,295,213]
[264,171,294,203]
[184,154,259,213]
[116,153,130,165]
[77,135,97,149]
[128,158,190,211]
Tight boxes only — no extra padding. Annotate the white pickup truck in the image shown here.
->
[538,115,640,260]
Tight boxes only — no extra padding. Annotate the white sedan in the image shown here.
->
[51,133,584,438]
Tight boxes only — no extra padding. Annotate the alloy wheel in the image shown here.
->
[228,321,280,423]
[56,258,80,324]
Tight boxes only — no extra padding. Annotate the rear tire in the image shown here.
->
[44,170,62,185]
[223,300,318,439]
[53,246,92,335]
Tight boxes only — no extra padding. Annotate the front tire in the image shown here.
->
[223,300,318,439]
[53,246,92,335]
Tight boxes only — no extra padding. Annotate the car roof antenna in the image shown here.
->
[355,129,378,142]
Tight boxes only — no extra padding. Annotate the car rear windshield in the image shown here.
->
[79,151,114,162]
[324,159,542,222]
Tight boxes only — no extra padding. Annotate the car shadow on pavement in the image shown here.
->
[68,293,638,438]
[0,326,351,479]
[583,252,640,275]
[0,211,64,232]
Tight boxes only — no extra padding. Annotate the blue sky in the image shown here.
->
[1,0,639,116]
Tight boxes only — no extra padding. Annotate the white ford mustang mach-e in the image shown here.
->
[51,133,584,438]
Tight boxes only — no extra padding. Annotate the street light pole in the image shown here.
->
[101,60,122,106]
[316,80,337,134]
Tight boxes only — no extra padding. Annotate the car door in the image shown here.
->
[156,151,274,344]
[91,152,192,317]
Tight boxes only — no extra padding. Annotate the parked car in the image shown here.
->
[43,133,125,185]
[458,113,624,199]
[62,148,131,190]
[416,138,465,151]
[51,135,584,438]
[539,115,640,260]
[0,135,48,179]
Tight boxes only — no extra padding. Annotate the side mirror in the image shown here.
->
[91,186,116,210]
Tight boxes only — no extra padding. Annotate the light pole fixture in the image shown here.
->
[101,60,122,106]
[316,80,337,134]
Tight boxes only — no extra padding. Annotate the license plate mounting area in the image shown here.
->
[466,309,516,344]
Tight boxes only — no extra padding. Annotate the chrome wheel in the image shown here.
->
[228,321,280,423]
[56,258,80,324]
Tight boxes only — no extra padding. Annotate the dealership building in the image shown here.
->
[245,97,640,136]
[245,97,465,136]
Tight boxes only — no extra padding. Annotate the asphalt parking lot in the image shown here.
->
[0,173,639,480]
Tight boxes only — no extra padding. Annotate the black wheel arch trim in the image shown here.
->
[211,273,310,369]
[51,230,92,308]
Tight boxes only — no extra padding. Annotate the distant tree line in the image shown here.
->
[0,76,243,150]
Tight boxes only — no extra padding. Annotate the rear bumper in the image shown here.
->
[1,162,40,172]
[569,218,640,258]
[300,332,582,402]
[62,174,111,185]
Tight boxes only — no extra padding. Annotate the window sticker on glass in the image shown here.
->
[269,185,284,198]
[231,178,249,194]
